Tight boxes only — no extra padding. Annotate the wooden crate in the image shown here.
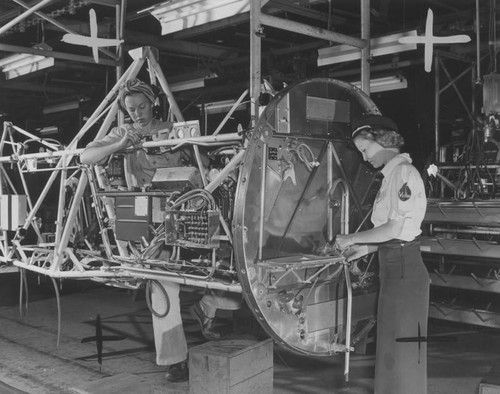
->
[480,364,500,394]
[189,338,273,394]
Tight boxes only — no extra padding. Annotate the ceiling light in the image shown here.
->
[169,71,218,92]
[43,100,80,115]
[141,0,251,35]
[317,31,417,67]
[0,43,54,80]
[38,126,59,136]
[352,75,408,93]
[197,99,247,114]
[170,77,206,92]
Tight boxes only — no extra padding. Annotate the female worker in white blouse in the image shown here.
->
[335,114,430,394]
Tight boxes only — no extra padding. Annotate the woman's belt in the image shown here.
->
[379,238,418,247]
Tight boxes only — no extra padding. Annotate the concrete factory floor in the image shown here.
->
[0,271,500,394]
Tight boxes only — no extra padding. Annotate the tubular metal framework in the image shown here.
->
[0,48,381,367]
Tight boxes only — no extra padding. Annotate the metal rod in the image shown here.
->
[475,0,481,80]
[51,172,88,272]
[434,53,440,162]
[0,0,54,35]
[258,143,268,261]
[439,58,473,122]
[115,0,126,77]
[432,226,500,235]
[344,262,353,383]
[360,0,370,94]
[10,124,60,150]
[54,156,68,248]
[205,149,245,193]
[259,13,366,48]
[213,89,249,136]
[327,143,333,241]
[250,0,262,125]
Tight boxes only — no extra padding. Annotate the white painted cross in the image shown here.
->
[61,9,123,64]
[398,8,471,72]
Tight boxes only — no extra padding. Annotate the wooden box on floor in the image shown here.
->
[479,364,500,394]
[189,338,273,394]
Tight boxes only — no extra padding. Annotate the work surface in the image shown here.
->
[0,272,499,394]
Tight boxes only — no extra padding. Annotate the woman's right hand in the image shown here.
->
[344,244,370,262]
[117,128,142,150]
[335,234,354,250]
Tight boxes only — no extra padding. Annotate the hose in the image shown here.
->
[145,280,170,318]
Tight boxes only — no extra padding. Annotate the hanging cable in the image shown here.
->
[145,280,170,318]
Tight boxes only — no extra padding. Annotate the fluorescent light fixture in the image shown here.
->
[169,71,218,92]
[318,31,417,67]
[143,0,251,35]
[0,43,54,80]
[38,126,59,136]
[43,100,80,115]
[197,99,247,114]
[170,77,206,92]
[352,75,408,93]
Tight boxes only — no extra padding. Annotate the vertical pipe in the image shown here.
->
[54,159,68,249]
[116,0,126,79]
[434,54,440,162]
[475,0,481,80]
[250,0,262,126]
[116,0,127,126]
[360,0,371,94]
[258,143,268,261]
[471,61,477,117]
[344,262,353,383]
[327,143,333,241]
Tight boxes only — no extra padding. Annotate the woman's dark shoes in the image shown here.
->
[165,360,188,382]
[189,302,221,340]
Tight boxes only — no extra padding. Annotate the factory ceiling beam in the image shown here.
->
[124,30,239,60]
[88,0,120,6]
[259,13,366,49]
[170,12,250,40]
[267,0,344,25]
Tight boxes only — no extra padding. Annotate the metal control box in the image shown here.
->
[164,209,220,248]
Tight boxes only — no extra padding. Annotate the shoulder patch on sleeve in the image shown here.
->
[398,182,412,201]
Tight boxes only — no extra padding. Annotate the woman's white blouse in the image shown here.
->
[371,153,427,241]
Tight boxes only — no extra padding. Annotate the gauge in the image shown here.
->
[177,128,185,138]
[190,127,198,137]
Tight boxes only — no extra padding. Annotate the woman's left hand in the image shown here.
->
[335,234,354,250]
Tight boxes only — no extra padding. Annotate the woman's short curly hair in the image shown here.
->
[351,114,404,148]
[354,128,405,149]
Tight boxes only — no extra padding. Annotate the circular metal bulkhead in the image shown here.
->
[233,78,381,356]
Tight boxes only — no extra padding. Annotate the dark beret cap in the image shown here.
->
[351,114,398,137]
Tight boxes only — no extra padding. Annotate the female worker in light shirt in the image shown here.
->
[335,114,430,394]
[81,79,241,382]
